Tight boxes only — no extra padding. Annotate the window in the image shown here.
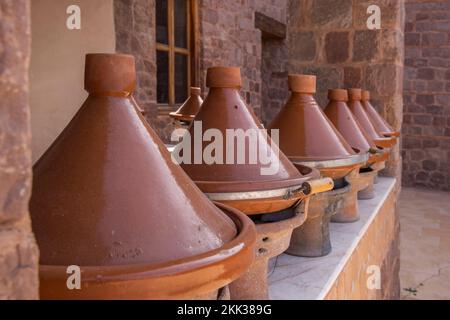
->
[156,0,198,107]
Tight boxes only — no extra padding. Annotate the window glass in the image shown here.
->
[175,54,188,103]
[156,0,168,45]
[157,50,169,104]
[174,0,187,48]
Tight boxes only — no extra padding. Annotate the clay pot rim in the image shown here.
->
[374,136,397,149]
[169,112,196,121]
[192,167,317,194]
[39,203,256,290]
[290,152,368,169]
[205,165,321,201]
[310,182,351,201]
[381,131,401,138]
[366,148,389,167]
[254,201,307,239]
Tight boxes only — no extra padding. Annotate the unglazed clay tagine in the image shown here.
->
[347,88,396,149]
[179,67,332,215]
[169,87,203,123]
[324,89,389,167]
[230,199,310,299]
[361,90,400,138]
[268,75,368,180]
[288,183,349,257]
[30,54,256,300]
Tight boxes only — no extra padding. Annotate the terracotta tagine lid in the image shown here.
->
[178,67,319,214]
[324,89,388,166]
[347,88,396,149]
[268,75,367,180]
[169,87,203,123]
[361,90,400,137]
[30,54,256,299]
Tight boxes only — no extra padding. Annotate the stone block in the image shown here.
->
[364,64,402,97]
[344,66,363,88]
[289,31,316,61]
[325,32,350,64]
[353,30,380,62]
[311,0,352,28]
[0,227,39,300]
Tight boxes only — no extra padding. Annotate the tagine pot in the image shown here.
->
[347,89,396,149]
[30,54,256,300]
[324,89,389,205]
[176,67,333,299]
[268,75,367,256]
[268,75,367,181]
[169,86,203,125]
[361,90,400,138]
[324,89,389,167]
[179,67,331,215]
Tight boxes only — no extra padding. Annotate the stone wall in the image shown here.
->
[325,185,401,300]
[114,0,290,141]
[287,0,405,179]
[402,0,450,191]
[0,0,39,299]
[200,0,289,127]
[114,0,158,124]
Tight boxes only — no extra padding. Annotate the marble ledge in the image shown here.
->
[268,177,397,300]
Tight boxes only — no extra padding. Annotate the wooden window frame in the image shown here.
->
[156,0,199,112]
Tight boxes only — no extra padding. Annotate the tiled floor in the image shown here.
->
[399,187,450,300]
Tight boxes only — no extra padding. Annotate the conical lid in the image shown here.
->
[30,54,238,268]
[268,75,357,162]
[361,90,400,137]
[324,89,376,153]
[347,88,396,148]
[169,87,203,122]
[325,89,389,166]
[179,67,310,193]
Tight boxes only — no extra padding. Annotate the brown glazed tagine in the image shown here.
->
[177,67,332,299]
[361,90,400,138]
[30,54,256,300]
[169,86,203,124]
[268,75,367,181]
[324,89,387,206]
[268,75,368,255]
[179,67,331,215]
[347,88,396,149]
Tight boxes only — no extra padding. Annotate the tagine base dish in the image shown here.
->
[287,184,349,257]
[229,200,308,300]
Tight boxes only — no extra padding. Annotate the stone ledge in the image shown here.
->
[268,177,397,299]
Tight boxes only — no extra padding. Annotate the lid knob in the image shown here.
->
[348,88,362,101]
[206,67,241,88]
[361,90,370,101]
[84,53,136,96]
[328,89,348,102]
[190,87,201,95]
[288,74,316,94]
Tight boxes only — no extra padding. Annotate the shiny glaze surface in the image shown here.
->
[324,94,376,154]
[31,54,240,267]
[361,91,400,137]
[347,89,384,142]
[180,67,310,193]
[170,87,203,122]
[39,203,257,299]
[268,92,356,161]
